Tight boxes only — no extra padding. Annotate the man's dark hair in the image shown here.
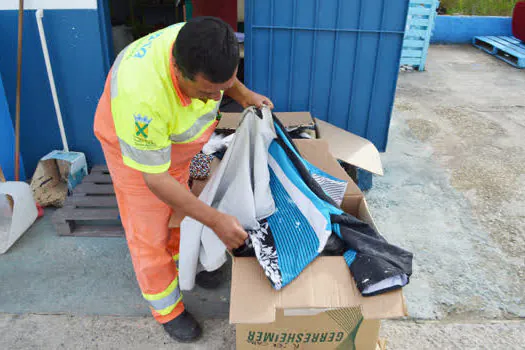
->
[174,17,239,83]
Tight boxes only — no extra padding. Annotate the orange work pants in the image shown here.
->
[93,75,216,324]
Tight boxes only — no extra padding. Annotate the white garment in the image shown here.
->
[202,133,235,156]
[179,107,276,290]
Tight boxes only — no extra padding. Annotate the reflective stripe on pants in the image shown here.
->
[143,276,183,316]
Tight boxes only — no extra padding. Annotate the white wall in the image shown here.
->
[0,0,97,10]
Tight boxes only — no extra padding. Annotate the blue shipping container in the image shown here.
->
[244,0,409,151]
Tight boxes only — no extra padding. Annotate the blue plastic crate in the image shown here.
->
[400,0,439,71]
[244,0,409,152]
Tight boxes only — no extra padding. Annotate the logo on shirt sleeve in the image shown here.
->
[134,114,153,139]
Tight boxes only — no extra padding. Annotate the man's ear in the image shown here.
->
[173,63,182,79]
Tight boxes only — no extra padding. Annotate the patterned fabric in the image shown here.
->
[243,117,413,296]
[246,220,282,289]
[311,172,348,206]
[243,122,346,290]
[189,153,215,180]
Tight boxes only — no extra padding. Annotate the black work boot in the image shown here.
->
[163,310,202,342]
[195,268,224,289]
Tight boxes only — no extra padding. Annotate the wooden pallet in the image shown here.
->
[473,36,525,69]
[400,0,440,71]
[52,165,124,237]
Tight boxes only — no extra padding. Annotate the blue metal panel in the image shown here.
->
[0,73,25,181]
[245,0,409,151]
[98,0,114,69]
[0,9,108,176]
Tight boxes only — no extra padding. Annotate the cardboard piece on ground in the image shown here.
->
[30,159,69,207]
[315,118,384,176]
[30,151,88,207]
[41,150,88,191]
[218,111,315,131]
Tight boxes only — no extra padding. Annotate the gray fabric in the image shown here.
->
[311,173,348,206]
[179,107,276,291]
[110,46,129,99]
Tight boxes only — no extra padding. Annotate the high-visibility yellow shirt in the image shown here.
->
[110,23,221,174]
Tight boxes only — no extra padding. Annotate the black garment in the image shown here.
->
[331,214,413,296]
[319,233,347,256]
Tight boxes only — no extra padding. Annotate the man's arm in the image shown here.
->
[225,77,274,109]
[143,171,247,250]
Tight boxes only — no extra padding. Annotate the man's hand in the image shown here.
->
[210,213,248,250]
[242,91,274,110]
[143,172,247,250]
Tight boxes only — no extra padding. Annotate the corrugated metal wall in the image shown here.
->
[0,1,109,177]
[0,73,25,181]
[244,0,409,151]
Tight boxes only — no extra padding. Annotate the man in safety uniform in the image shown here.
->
[94,17,273,342]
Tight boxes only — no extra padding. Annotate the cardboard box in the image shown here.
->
[231,137,405,350]
[173,112,407,349]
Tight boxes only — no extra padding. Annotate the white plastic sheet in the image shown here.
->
[0,182,38,254]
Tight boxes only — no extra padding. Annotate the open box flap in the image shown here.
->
[315,119,384,176]
[294,139,362,196]
[230,257,407,324]
[219,111,315,131]
[218,111,383,175]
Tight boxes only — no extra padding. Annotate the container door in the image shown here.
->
[0,73,25,181]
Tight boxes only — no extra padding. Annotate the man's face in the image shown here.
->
[177,68,237,102]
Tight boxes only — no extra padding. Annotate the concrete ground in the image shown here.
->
[0,45,524,348]
[368,45,524,321]
[1,314,524,350]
